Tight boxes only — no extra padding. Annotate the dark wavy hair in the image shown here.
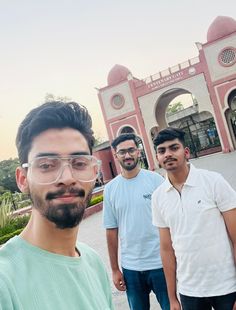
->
[111,133,139,150]
[16,101,95,164]
[153,127,186,149]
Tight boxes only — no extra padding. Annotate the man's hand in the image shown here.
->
[170,298,181,310]
[112,269,126,291]
[233,300,236,310]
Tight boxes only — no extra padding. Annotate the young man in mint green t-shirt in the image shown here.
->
[0,101,113,310]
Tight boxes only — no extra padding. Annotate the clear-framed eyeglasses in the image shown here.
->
[116,147,138,157]
[22,155,101,185]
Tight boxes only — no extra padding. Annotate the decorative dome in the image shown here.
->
[107,64,131,86]
[207,16,236,42]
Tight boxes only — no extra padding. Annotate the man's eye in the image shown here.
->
[171,146,179,151]
[36,159,58,170]
[39,163,53,170]
[157,149,165,154]
[73,161,88,169]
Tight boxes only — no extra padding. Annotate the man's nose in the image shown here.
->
[124,151,131,158]
[57,164,76,184]
[164,148,173,157]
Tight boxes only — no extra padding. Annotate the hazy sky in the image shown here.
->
[0,0,235,160]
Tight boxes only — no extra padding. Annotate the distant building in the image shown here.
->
[97,15,236,173]
[93,141,117,184]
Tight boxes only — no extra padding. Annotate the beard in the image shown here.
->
[29,186,93,229]
[119,157,139,171]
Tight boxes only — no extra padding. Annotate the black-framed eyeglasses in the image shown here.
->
[116,147,138,157]
[22,155,101,184]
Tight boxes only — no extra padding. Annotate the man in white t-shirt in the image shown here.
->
[151,127,236,310]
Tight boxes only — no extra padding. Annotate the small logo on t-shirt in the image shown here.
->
[143,193,152,200]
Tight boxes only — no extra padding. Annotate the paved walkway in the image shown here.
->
[79,211,131,309]
[79,151,236,309]
[179,150,235,189]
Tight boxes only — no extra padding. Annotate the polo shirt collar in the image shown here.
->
[164,163,198,192]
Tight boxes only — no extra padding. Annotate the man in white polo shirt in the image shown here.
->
[151,127,236,310]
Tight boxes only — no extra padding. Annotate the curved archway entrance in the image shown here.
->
[154,88,221,157]
[119,126,135,134]
[225,89,236,149]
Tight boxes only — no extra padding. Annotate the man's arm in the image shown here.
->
[222,208,236,263]
[222,208,236,310]
[159,227,181,310]
[106,228,126,291]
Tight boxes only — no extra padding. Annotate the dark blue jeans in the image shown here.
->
[122,267,170,310]
[180,292,236,310]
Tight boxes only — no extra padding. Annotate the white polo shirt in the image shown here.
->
[152,164,236,297]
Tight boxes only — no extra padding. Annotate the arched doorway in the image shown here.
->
[119,126,135,134]
[119,126,149,169]
[154,88,221,157]
[225,89,236,149]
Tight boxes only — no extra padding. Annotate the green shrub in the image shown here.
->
[0,215,30,245]
[0,215,30,237]
[12,192,31,210]
[0,198,12,228]
[0,192,31,210]
[0,192,12,205]
[88,195,103,207]
[16,200,31,209]
[0,228,24,245]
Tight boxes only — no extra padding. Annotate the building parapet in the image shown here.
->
[141,56,200,84]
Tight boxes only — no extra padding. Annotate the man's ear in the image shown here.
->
[155,154,162,168]
[184,147,191,160]
[113,148,119,160]
[16,167,29,193]
[156,153,160,162]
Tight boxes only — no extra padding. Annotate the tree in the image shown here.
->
[167,102,184,114]
[94,135,105,147]
[44,93,71,103]
[0,158,19,193]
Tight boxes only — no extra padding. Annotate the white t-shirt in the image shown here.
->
[103,169,164,271]
[152,164,236,297]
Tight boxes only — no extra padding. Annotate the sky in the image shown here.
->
[0,0,235,160]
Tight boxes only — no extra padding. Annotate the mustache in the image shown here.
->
[163,158,177,164]
[46,187,85,200]
[124,158,134,162]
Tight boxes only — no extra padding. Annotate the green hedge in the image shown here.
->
[0,216,29,238]
[0,228,24,245]
[88,194,103,207]
[0,216,30,245]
